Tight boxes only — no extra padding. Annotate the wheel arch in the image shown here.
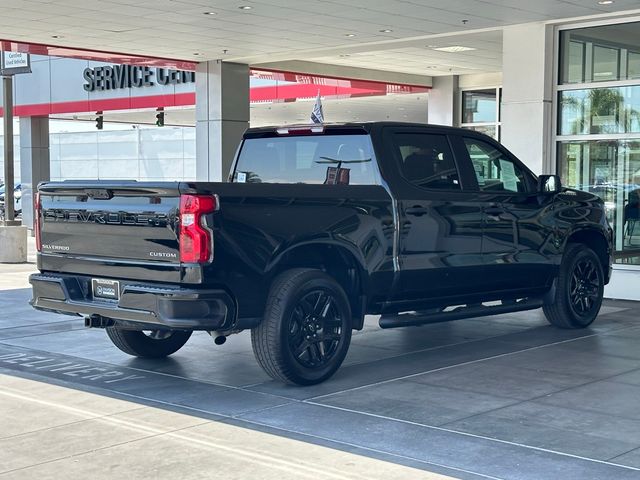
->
[565,227,612,283]
[266,242,369,330]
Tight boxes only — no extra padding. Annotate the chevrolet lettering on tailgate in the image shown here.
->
[43,209,170,226]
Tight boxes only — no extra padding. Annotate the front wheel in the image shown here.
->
[106,327,192,358]
[543,243,604,329]
[251,269,352,385]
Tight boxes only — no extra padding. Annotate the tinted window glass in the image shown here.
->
[233,134,379,185]
[464,138,530,193]
[393,133,460,190]
[593,45,619,82]
[560,23,640,84]
[462,89,497,123]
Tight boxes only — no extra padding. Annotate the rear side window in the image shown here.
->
[233,134,380,185]
[393,133,461,190]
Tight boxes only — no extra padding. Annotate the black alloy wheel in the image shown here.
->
[142,330,175,341]
[252,268,353,385]
[287,290,344,370]
[543,243,604,329]
[569,256,601,318]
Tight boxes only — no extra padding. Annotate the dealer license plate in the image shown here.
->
[92,278,120,301]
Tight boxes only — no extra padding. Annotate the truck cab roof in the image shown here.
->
[243,121,470,138]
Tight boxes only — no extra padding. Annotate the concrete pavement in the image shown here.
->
[3,254,640,479]
[0,259,450,480]
[0,373,450,480]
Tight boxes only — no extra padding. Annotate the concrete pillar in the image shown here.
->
[19,116,50,230]
[195,61,249,181]
[501,23,554,175]
[0,226,27,262]
[427,75,459,126]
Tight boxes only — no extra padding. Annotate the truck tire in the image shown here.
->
[543,243,604,329]
[105,327,192,358]
[252,268,353,385]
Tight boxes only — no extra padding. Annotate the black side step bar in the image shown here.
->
[378,297,544,329]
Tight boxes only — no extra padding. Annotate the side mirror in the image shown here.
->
[538,174,562,194]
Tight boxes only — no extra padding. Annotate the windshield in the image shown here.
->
[233,134,381,185]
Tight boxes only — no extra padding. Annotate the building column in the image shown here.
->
[195,61,249,181]
[501,23,554,175]
[427,75,459,126]
[19,116,49,230]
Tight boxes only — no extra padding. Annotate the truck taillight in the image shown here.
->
[179,194,218,263]
[34,192,42,252]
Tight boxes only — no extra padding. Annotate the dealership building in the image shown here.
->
[1,5,640,299]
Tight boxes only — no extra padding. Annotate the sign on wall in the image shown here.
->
[83,65,195,92]
[1,52,31,75]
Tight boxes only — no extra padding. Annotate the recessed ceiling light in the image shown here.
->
[598,0,614,4]
[379,29,393,33]
[345,33,356,37]
[238,5,252,10]
[203,11,217,15]
[432,45,476,52]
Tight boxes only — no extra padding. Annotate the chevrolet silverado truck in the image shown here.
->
[30,122,613,385]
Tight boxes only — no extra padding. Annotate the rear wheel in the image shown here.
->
[543,243,604,329]
[105,327,192,358]
[251,268,352,385]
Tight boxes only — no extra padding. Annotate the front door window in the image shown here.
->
[463,138,531,194]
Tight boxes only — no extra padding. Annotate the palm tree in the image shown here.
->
[561,87,640,135]
[588,88,624,134]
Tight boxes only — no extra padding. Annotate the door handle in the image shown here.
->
[405,206,428,216]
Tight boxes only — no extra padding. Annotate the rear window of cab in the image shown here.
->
[233,134,381,185]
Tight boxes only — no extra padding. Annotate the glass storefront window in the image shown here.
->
[559,139,640,265]
[559,21,640,272]
[629,52,640,80]
[460,88,501,140]
[560,22,640,84]
[559,86,640,135]
[462,89,496,123]
[567,41,585,83]
[593,46,619,82]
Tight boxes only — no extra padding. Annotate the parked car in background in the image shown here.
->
[0,183,22,219]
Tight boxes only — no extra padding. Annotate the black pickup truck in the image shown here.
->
[30,122,613,385]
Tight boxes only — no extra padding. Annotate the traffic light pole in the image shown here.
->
[2,74,18,226]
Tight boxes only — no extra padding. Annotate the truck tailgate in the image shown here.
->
[37,181,192,284]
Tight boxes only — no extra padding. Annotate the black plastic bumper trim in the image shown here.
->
[29,273,236,330]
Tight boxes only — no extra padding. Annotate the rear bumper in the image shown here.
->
[29,273,236,331]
